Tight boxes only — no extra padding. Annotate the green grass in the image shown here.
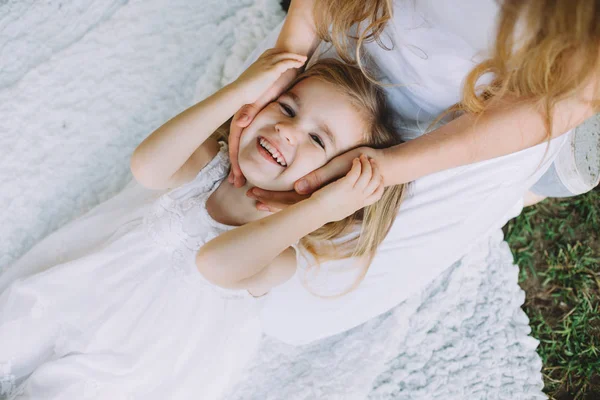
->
[505,188,600,399]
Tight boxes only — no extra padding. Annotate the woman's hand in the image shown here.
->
[228,54,304,187]
[246,146,383,212]
[311,154,384,222]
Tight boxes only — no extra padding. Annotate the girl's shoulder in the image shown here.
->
[192,140,230,189]
[167,140,230,196]
[200,140,230,180]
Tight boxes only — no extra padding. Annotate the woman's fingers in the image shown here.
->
[228,115,245,186]
[256,202,280,212]
[246,188,309,211]
[295,152,356,194]
[234,104,259,128]
[272,59,306,75]
[270,52,308,64]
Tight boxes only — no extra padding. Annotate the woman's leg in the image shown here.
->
[529,113,600,199]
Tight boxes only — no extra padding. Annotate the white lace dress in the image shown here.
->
[0,143,264,400]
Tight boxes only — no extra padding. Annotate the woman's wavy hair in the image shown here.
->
[313,0,394,84]
[458,0,600,138]
[313,0,600,137]
[216,59,406,299]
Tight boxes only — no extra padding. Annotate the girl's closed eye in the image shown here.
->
[278,102,295,117]
[310,134,325,149]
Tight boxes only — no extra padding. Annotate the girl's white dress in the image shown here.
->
[0,143,264,400]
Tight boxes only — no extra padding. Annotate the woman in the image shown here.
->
[230,0,599,345]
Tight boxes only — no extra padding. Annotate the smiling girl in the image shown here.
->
[0,50,405,399]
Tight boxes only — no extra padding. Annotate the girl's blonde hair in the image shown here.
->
[217,59,406,299]
[291,59,405,299]
[314,0,600,138]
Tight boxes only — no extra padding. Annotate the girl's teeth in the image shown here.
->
[259,138,286,166]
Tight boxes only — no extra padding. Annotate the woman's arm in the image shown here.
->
[276,0,319,56]
[286,74,599,195]
[244,76,598,211]
[379,82,598,185]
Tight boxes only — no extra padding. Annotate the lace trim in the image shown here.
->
[143,142,252,300]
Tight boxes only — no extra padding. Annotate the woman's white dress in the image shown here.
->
[0,143,264,400]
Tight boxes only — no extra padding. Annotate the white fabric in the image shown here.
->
[225,230,545,399]
[239,2,571,346]
[0,144,265,399]
[0,0,549,398]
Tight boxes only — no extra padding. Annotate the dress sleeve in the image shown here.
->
[164,141,230,200]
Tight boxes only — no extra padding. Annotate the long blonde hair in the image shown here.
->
[292,60,405,299]
[314,0,600,137]
[461,0,600,139]
[313,0,394,83]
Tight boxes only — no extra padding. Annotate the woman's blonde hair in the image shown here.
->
[313,0,394,83]
[314,0,600,137]
[217,59,406,299]
[460,0,600,138]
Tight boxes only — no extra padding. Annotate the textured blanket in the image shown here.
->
[0,0,545,398]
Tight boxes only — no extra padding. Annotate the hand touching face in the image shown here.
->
[237,77,368,191]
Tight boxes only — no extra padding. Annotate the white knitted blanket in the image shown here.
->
[0,0,544,398]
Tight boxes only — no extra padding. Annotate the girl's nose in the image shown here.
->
[275,122,300,146]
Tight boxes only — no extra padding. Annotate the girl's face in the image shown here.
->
[237,77,368,191]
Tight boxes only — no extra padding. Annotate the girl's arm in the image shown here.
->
[197,155,382,290]
[130,85,248,190]
[240,247,297,297]
[130,50,306,190]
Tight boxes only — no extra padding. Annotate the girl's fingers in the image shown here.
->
[355,155,372,189]
[364,160,382,194]
[343,157,362,185]
[365,183,385,205]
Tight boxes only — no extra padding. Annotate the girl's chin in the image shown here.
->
[239,160,296,191]
[240,172,294,192]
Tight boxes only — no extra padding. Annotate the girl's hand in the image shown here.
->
[245,147,384,212]
[311,154,384,223]
[228,50,305,187]
[232,49,307,105]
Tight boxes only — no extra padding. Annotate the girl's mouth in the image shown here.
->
[256,137,287,167]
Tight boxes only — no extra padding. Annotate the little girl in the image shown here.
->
[0,50,405,399]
